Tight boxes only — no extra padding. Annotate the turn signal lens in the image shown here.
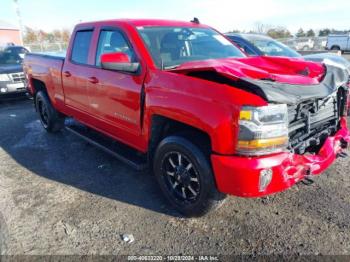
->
[237,136,288,150]
[239,110,252,121]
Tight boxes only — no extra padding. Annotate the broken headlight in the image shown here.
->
[237,104,289,156]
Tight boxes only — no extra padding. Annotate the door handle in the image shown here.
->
[63,71,71,77]
[88,77,99,84]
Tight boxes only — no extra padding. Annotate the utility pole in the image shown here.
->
[13,0,24,45]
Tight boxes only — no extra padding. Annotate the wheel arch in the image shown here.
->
[31,78,47,94]
[148,115,212,163]
[30,78,48,108]
[331,45,341,50]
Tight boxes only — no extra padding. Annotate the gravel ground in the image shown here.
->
[0,98,350,256]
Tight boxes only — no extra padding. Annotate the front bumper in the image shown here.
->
[211,117,350,198]
[0,81,27,98]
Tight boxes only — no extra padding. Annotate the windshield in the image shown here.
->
[137,26,245,69]
[246,37,301,58]
[4,47,29,59]
[0,52,23,65]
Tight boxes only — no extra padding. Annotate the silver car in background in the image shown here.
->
[226,33,350,74]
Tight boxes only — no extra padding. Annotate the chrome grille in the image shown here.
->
[10,72,25,83]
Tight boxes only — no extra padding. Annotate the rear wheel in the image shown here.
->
[153,135,226,217]
[35,91,65,132]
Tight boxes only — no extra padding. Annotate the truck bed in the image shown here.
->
[26,52,65,61]
[24,53,66,108]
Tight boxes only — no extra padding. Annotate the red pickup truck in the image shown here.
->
[24,19,350,217]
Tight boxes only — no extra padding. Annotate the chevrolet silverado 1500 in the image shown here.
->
[24,19,350,217]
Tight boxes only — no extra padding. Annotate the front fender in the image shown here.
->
[143,70,267,155]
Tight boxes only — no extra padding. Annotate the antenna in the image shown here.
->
[13,0,24,45]
[191,18,200,24]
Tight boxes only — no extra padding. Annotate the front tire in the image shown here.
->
[35,91,65,133]
[153,136,226,217]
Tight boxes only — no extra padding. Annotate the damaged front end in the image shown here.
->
[173,59,350,196]
[164,55,350,197]
[174,61,349,157]
[239,64,350,156]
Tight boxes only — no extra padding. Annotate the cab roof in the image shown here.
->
[77,19,210,29]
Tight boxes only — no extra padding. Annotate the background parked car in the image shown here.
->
[281,38,298,50]
[226,33,350,73]
[3,45,30,59]
[0,49,28,99]
[226,33,302,57]
[326,33,350,53]
[294,37,315,51]
[313,36,328,50]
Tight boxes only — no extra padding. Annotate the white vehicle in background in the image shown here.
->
[313,37,328,50]
[326,33,350,53]
[281,39,298,50]
[295,37,315,51]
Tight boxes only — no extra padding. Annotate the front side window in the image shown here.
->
[95,30,135,66]
[71,30,93,64]
[137,27,245,69]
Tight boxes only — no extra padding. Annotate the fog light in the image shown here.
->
[259,168,273,192]
[0,87,7,93]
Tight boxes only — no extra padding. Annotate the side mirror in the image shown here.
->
[101,52,139,73]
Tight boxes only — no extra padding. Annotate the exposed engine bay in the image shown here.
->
[288,88,348,154]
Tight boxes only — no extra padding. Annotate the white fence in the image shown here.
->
[25,42,68,53]
[278,37,328,51]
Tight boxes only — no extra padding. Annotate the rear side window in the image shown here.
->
[231,40,257,56]
[71,30,93,64]
[240,43,257,56]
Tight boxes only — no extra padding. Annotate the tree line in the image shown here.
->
[23,25,350,44]
[296,28,349,37]
[23,27,71,44]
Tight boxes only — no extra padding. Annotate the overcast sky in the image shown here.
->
[1,0,349,33]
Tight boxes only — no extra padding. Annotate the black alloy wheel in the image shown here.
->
[154,135,226,217]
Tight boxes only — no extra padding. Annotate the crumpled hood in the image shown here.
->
[303,53,350,74]
[169,56,349,104]
[170,56,326,85]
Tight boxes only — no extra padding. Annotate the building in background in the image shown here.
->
[0,20,22,48]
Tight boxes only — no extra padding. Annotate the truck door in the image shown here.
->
[86,28,145,147]
[62,29,96,114]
